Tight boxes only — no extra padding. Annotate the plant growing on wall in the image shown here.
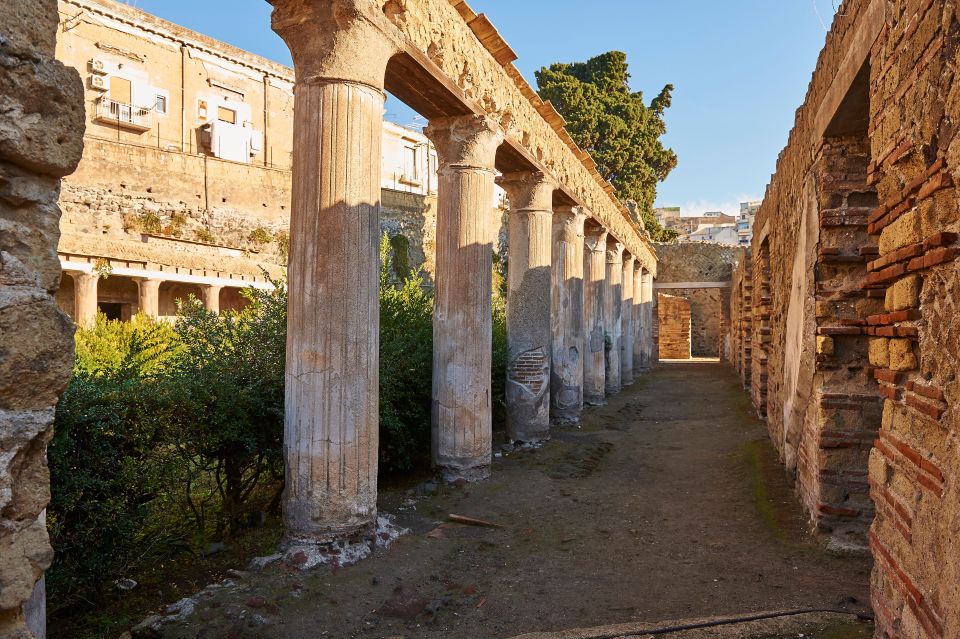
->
[536,51,680,241]
[194,228,214,244]
[275,230,289,261]
[248,227,272,245]
[137,211,162,235]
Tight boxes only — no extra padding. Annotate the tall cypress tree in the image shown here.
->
[536,51,679,241]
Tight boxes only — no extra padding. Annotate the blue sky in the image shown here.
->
[122,0,838,216]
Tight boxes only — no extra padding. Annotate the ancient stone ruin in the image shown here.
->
[728,0,960,635]
[5,0,960,637]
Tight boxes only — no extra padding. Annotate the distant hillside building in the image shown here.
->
[686,223,739,245]
[737,200,761,246]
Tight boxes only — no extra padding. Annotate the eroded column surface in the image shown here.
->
[200,284,222,313]
[582,225,608,405]
[73,272,99,326]
[550,206,586,424]
[642,271,655,367]
[425,114,503,481]
[272,0,399,544]
[498,171,555,442]
[135,278,161,318]
[604,241,625,394]
[632,264,644,370]
[621,255,635,386]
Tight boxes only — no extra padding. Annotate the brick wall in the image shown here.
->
[656,293,691,360]
[654,243,740,358]
[727,0,960,635]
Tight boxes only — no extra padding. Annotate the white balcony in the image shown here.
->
[94,96,153,133]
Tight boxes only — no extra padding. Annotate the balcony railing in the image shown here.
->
[95,96,153,133]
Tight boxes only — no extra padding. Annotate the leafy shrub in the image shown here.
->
[194,227,215,243]
[379,235,433,472]
[168,286,286,536]
[49,239,509,613]
[48,317,182,609]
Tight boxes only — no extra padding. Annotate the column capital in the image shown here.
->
[425,114,503,172]
[497,170,555,212]
[622,253,636,267]
[583,226,608,252]
[270,0,400,90]
[606,239,625,263]
[553,205,587,237]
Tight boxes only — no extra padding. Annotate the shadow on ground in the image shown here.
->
[149,362,872,639]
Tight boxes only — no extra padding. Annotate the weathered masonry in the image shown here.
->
[728,0,960,636]
[273,0,658,547]
[0,1,85,637]
[654,242,740,360]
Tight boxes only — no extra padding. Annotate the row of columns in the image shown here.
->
[67,271,222,325]
[271,2,656,549]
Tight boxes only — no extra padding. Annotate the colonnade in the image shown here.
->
[63,268,240,325]
[271,0,657,549]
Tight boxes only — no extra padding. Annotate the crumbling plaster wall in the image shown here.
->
[0,0,85,636]
[57,139,446,283]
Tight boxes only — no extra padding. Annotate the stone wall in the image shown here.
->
[655,294,691,360]
[727,0,960,634]
[654,242,740,358]
[0,0,85,636]
[56,137,454,289]
[730,253,752,387]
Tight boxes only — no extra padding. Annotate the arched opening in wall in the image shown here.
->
[158,281,203,317]
[752,238,771,419]
[220,286,252,313]
[800,58,880,546]
[96,275,139,321]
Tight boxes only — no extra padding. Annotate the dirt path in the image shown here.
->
[159,362,872,639]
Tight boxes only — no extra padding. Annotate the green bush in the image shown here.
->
[48,317,183,609]
[379,234,433,472]
[49,240,509,613]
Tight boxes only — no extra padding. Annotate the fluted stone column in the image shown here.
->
[621,255,635,386]
[641,271,655,367]
[550,206,586,424]
[425,114,504,481]
[135,278,161,318]
[498,171,555,442]
[604,240,625,395]
[632,264,644,370]
[582,225,608,405]
[73,272,99,326]
[200,284,222,313]
[272,0,399,545]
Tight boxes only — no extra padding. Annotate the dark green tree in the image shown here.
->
[536,51,679,241]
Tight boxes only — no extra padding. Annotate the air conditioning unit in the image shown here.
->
[89,58,108,74]
[89,75,110,91]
